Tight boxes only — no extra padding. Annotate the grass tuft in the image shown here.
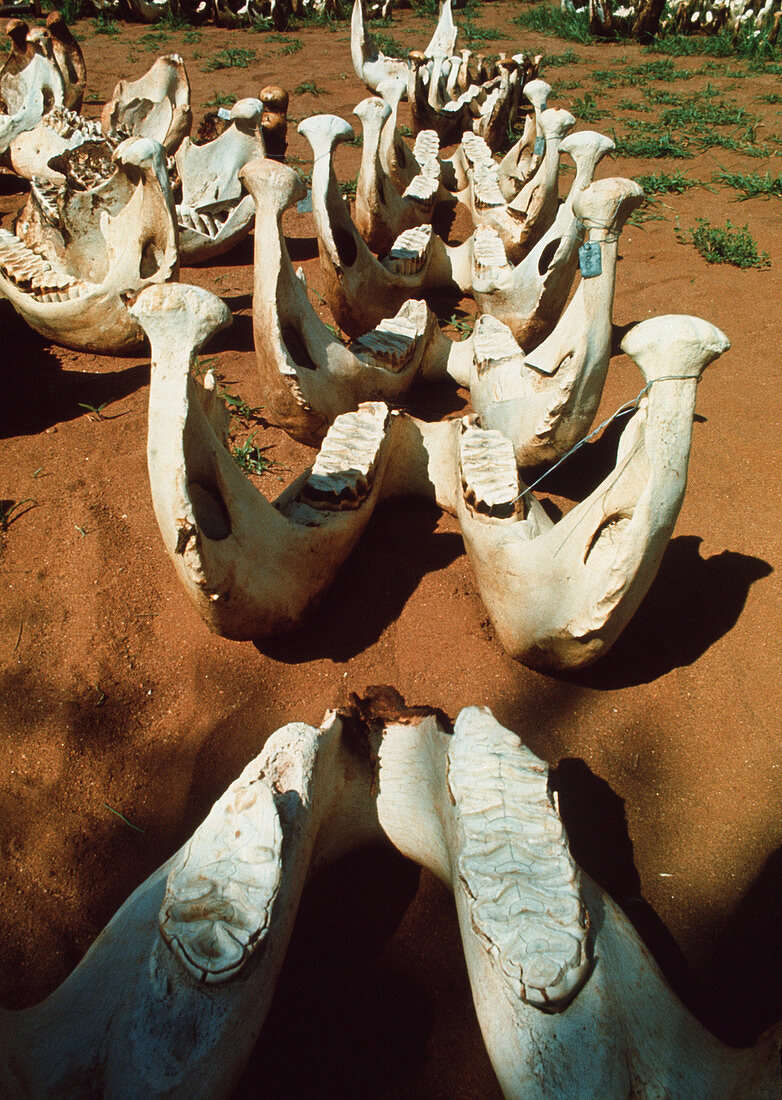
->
[203,47,256,71]
[512,4,592,43]
[633,169,699,195]
[714,170,782,199]
[684,218,770,268]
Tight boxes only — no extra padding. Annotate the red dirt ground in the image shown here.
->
[0,5,780,1096]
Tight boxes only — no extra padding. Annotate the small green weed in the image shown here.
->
[139,31,171,52]
[613,131,693,158]
[397,124,414,138]
[652,26,780,61]
[269,33,303,53]
[714,170,782,199]
[758,92,782,103]
[646,87,684,105]
[93,13,120,35]
[183,30,202,44]
[541,48,580,68]
[232,435,283,477]
[411,0,440,17]
[0,499,35,533]
[512,4,592,43]
[633,169,699,195]
[570,92,608,122]
[204,47,257,71]
[340,174,358,198]
[550,79,582,95]
[294,80,327,96]
[462,20,503,43]
[78,401,108,421]
[372,32,408,57]
[204,91,237,109]
[617,98,652,112]
[685,218,770,268]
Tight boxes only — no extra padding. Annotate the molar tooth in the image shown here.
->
[382,224,432,277]
[159,769,283,984]
[300,401,389,510]
[402,171,439,211]
[472,162,506,210]
[413,128,440,166]
[351,300,426,371]
[472,225,511,281]
[461,131,493,168]
[447,707,590,1010]
[472,314,521,378]
[459,420,520,521]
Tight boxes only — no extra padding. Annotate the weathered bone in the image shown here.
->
[260,84,288,161]
[469,176,645,467]
[8,105,106,183]
[101,54,192,155]
[351,0,410,93]
[175,97,265,264]
[471,129,616,352]
[456,316,730,668]
[5,698,775,1097]
[465,108,576,266]
[0,135,178,353]
[354,95,438,257]
[135,281,408,638]
[373,702,779,1097]
[299,112,473,337]
[241,157,449,445]
[44,12,85,112]
[0,49,64,157]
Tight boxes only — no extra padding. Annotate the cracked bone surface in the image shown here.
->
[470,176,645,467]
[241,157,449,445]
[471,129,616,353]
[455,315,731,669]
[299,112,473,337]
[101,54,192,156]
[135,281,408,638]
[4,697,776,1099]
[7,104,107,183]
[465,107,576,265]
[0,708,378,1099]
[175,97,266,264]
[43,12,86,112]
[0,135,178,353]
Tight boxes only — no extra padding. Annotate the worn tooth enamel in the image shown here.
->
[159,772,283,983]
[382,224,432,276]
[447,707,590,1009]
[413,128,440,166]
[459,419,520,521]
[351,301,425,370]
[402,171,439,211]
[472,314,521,380]
[301,402,389,510]
[462,131,493,167]
[472,162,506,209]
[472,225,512,282]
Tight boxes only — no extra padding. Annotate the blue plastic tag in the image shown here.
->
[579,241,602,278]
[534,135,545,156]
[296,189,313,214]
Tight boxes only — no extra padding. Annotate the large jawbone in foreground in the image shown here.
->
[0,698,777,1099]
[136,279,730,673]
[0,135,179,353]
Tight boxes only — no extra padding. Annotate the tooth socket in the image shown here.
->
[300,402,389,510]
[459,421,520,520]
[382,224,432,277]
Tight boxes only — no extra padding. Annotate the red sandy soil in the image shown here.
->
[0,5,780,1096]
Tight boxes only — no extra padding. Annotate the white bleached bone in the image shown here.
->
[0,709,378,1098]
[43,12,85,112]
[135,280,410,638]
[240,156,450,446]
[351,0,410,93]
[175,97,265,264]
[0,49,64,158]
[455,316,730,669]
[0,135,178,353]
[8,105,106,183]
[469,176,645,467]
[101,54,192,155]
[299,112,474,337]
[372,701,780,1097]
[472,129,616,352]
[465,108,576,266]
[4,699,774,1097]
